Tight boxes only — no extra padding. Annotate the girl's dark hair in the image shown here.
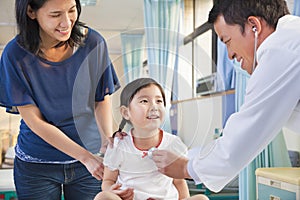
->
[15,0,86,54]
[208,0,290,33]
[113,78,166,136]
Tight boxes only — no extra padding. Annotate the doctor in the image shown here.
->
[152,0,300,192]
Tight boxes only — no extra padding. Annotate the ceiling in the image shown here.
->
[0,0,144,55]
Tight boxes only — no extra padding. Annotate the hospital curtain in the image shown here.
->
[216,39,235,91]
[120,33,144,83]
[294,0,300,15]
[234,63,291,200]
[217,39,236,126]
[143,0,182,132]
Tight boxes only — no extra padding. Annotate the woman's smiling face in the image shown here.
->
[27,0,78,47]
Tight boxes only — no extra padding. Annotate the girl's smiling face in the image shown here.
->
[122,84,165,133]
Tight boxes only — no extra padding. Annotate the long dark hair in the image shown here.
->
[208,0,290,33]
[15,0,86,54]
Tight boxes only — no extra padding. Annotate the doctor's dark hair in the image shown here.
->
[114,78,166,135]
[15,0,85,54]
[208,0,290,33]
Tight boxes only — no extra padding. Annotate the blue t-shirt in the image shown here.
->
[0,27,120,162]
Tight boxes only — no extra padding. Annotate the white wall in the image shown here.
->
[175,95,223,149]
[175,94,300,155]
[0,108,21,136]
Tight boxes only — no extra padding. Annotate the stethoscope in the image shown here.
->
[252,26,258,73]
[142,147,157,159]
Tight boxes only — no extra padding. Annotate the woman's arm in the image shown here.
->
[95,95,113,153]
[173,179,190,200]
[17,104,104,180]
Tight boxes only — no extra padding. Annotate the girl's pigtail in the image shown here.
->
[112,118,127,138]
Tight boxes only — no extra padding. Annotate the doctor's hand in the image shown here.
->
[152,150,191,179]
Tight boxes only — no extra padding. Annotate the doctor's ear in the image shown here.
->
[120,106,130,120]
[27,5,37,20]
[247,16,261,33]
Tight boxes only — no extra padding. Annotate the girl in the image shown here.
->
[94,78,208,200]
[0,0,119,199]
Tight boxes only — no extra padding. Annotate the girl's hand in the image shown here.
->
[110,183,134,200]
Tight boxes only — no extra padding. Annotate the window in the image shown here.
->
[178,0,216,99]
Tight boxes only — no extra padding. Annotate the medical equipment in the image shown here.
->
[147,147,157,159]
[141,147,157,159]
[252,26,258,73]
[256,167,300,200]
[196,73,217,95]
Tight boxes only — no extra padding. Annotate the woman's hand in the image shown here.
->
[108,131,128,148]
[112,131,128,140]
[82,153,105,180]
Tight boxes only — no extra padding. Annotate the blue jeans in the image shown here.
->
[14,157,101,200]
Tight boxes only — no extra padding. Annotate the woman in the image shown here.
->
[0,0,119,199]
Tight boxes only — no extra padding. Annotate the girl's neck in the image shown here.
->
[131,129,163,151]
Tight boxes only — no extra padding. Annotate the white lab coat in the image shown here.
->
[188,15,300,192]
